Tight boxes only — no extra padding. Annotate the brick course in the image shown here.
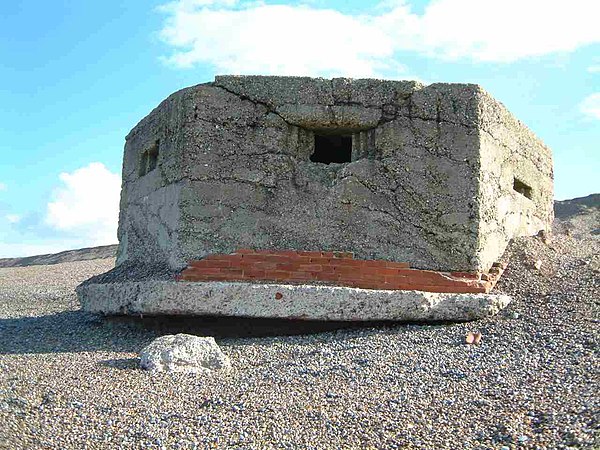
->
[178,250,506,294]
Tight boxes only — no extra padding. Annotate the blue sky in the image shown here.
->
[0,0,598,257]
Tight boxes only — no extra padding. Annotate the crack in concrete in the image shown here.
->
[213,83,291,126]
[479,127,552,176]
[344,175,458,257]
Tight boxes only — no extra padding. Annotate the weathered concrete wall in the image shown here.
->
[179,77,482,271]
[115,76,553,273]
[116,90,190,269]
[474,89,554,271]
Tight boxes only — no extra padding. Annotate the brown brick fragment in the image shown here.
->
[333,252,354,258]
[243,269,267,279]
[450,271,480,280]
[186,267,223,275]
[266,270,293,280]
[243,261,276,270]
[297,251,325,257]
[190,259,232,268]
[333,259,365,268]
[234,248,255,254]
[288,273,314,282]
[385,261,411,269]
[305,257,332,265]
[216,268,244,276]
[178,249,505,294]
[296,264,323,272]
[200,254,235,262]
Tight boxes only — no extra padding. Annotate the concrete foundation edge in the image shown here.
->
[77,281,511,322]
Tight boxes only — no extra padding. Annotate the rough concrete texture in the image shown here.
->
[476,90,554,271]
[115,76,553,274]
[139,334,231,374]
[77,280,511,322]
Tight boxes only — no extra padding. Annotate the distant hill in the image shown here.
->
[554,193,600,219]
[553,193,600,238]
[0,245,117,268]
[0,194,597,268]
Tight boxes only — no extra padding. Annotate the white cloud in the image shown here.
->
[5,214,21,224]
[45,162,121,246]
[0,182,6,191]
[580,93,600,120]
[159,4,396,77]
[588,65,600,73]
[388,0,600,62]
[157,0,600,76]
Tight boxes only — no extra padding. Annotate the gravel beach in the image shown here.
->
[0,200,598,449]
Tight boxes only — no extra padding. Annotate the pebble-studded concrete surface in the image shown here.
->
[0,220,598,449]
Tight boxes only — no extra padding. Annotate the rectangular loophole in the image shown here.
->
[513,177,532,199]
[147,141,159,172]
[311,134,352,164]
[138,140,160,177]
[138,152,148,177]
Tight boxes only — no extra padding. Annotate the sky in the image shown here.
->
[0,0,598,257]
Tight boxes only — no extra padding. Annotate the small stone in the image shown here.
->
[534,259,542,270]
[518,435,529,443]
[537,229,551,244]
[40,391,57,406]
[140,334,231,374]
[466,332,482,345]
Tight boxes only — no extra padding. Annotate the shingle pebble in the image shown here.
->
[0,212,598,449]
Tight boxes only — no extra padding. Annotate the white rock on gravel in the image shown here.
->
[139,334,231,374]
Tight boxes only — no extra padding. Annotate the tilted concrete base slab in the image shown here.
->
[77,280,511,322]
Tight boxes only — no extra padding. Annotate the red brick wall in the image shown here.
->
[177,249,506,294]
